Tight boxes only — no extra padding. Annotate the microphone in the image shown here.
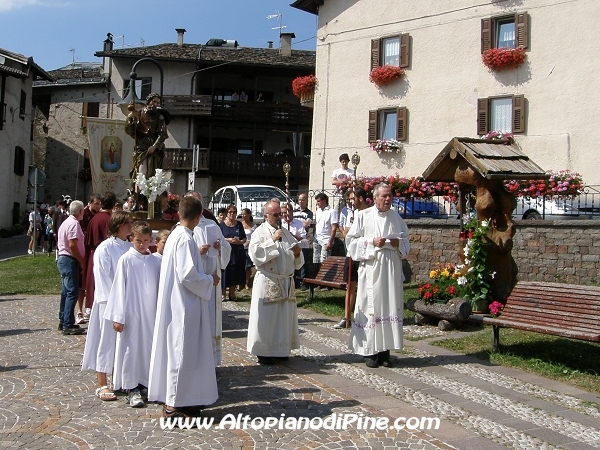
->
[275,220,283,241]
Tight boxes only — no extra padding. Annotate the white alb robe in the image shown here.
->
[103,247,161,390]
[148,225,217,407]
[81,236,131,372]
[246,222,304,357]
[345,207,410,356]
[193,218,231,366]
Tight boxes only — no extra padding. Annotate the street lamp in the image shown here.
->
[118,57,164,115]
[351,152,360,179]
[283,160,291,201]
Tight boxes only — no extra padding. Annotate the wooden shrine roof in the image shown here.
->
[422,137,547,182]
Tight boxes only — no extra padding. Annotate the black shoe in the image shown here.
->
[62,326,85,335]
[333,318,347,329]
[57,324,63,331]
[364,356,379,368]
[273,356,289,361]
[257,356,275,365]
[300,285,308,291]
[377,350,392,367]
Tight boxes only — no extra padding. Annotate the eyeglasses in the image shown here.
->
[268,212,282,217]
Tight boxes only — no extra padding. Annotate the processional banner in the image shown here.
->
[86,117,134,201]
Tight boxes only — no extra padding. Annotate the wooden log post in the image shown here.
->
[406,297,472,322]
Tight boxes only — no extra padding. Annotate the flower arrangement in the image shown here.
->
[371,139,402,154]
[488,300,505,317]
[166,193,180,208]
[369,65,405,86]
[135,169,172,203]
[482,131,514,141]
[456,218,495,309]
[482,47,526,71]
[418,263,460,304]
[292,75,317,98]
[338,170,585,204]
[504,170,583,198]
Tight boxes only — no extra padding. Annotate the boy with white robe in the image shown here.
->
[81,211,132,401]
[104,221,161,407]
[148,196,220,418]
[153,229,170,262]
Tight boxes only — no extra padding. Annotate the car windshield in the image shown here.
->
[237,187,287,202]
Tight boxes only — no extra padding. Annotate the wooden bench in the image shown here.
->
[469,281,600,350]
[302,256,347,300]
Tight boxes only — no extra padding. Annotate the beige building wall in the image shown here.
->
[308,0,600,191]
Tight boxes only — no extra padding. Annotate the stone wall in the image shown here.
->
[406,219,600,286]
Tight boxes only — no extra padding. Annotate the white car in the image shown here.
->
[208,185,296,223]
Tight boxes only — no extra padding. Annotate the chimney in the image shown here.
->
[176,28,186,46]
[279,32,295,57]
[267,41,274,49]
[103,33,114,52]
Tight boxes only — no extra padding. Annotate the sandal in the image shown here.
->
[163,404,191,418]
[95,386,117,401]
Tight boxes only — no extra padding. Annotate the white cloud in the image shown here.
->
[0,0,72,12]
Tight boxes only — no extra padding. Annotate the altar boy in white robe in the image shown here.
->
[104,221,161,407]
[186,190,231,366]
[345,183,410,368]
[247,200,304,365]
[81,211,132,402]
[148,196,220,418]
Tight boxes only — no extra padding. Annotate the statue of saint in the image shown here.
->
[125,93,171,186]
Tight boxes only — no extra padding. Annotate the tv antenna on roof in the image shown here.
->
[267,10,286,34]
[69,48,78,65]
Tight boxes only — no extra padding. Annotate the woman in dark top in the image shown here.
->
[219,205,246,301]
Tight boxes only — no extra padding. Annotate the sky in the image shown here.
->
[0,0,318,71]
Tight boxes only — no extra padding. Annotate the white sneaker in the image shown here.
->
[75,313,86,324]
[128,389,145,408]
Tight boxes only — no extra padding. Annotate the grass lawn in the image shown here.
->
[0,255,62,295]
[431,327,600,395]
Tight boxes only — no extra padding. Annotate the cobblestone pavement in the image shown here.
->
[1,295,599,449]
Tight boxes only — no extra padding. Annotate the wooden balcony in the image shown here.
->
[161,95,312,129]
[163,148,309,180]
[162,95,212,116]
[163,148,209,170]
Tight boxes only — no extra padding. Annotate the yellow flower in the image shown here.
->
[429,270,438,279]
[441,268,451,278]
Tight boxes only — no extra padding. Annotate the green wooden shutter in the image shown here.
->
[371,39,380,70]
[477,98,489,135]
[396,107,407,141]
[515,12,529,49]
[512,95,525,133]
[400,34,410,68]
[368,110,378,143]
[481,18,491,53]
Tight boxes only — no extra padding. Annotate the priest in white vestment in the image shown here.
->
[193,216,231,366]
[81,211,132,401]
[247,200,304,365]
[345,183,410,368]
[148,196,220,417]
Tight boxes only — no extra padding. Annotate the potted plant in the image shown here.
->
[292,75,317,103]
[481,131,514,142]
[369,65,405,86]
[482,47,526,71]
[370,139,403,154]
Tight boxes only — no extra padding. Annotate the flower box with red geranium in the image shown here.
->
[482,47,526,71]
[369,65,405,86]
[292,75,317,102]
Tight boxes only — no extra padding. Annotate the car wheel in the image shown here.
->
[523,211,542,220]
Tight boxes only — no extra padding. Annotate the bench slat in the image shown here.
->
[302,257,347,296]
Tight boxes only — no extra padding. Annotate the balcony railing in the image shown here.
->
[162,95,312,128]
[162,95,212,116]
[163,148,309,179]
[163,148,209,170]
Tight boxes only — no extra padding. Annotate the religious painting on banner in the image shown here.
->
[87,118,134,201]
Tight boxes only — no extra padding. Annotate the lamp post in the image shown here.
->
[118,57,164,115]
[283,160,291,202]
[351,152,360,180]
